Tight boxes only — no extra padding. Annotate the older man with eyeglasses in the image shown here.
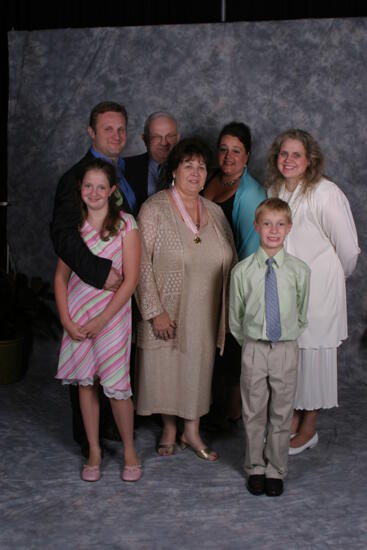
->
[124,111,180,210]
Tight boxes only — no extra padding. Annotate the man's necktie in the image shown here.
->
[148,162,162,197]
[117,158,137,214]
[265,258,282,342]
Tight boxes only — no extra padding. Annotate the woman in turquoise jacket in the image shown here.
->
[203,121,266,422]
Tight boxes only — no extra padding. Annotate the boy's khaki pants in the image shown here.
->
[240,339,299,479]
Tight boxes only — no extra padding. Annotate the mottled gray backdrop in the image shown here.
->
[7,18,366,379]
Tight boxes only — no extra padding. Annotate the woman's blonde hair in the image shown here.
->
[265,129,324,196]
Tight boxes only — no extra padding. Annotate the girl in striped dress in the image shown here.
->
[55,159,141,482]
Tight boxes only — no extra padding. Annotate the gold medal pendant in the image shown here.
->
[193,235,201,244]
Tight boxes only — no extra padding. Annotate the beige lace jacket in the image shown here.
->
[135,190,237,354]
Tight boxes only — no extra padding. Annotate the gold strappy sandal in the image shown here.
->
[179,438,219,461]
[156,443,175,456]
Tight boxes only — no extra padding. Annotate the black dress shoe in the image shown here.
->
[265,478,283,497]
[247,475,265,495]
[101,424,121,441]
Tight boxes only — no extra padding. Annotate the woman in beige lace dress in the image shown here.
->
[135,138,236,461]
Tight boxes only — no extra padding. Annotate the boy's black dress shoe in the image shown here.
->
[247,475,265,495]
[265,478,283,496]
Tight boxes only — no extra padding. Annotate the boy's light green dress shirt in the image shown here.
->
[229,247,310,346]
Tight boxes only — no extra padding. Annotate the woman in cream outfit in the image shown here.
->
[266,129,360,454]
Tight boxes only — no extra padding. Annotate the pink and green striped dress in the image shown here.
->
[56,213,137,400]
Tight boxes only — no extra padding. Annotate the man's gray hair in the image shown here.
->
[143,111,178,143]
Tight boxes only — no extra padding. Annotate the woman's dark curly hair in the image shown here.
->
[217,121,252,154]
[166,137,212,174]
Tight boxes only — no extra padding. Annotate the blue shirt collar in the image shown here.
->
[90,147,125,170]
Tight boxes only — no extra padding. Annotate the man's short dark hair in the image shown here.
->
[89,101,128,131]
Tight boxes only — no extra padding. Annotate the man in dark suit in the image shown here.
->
[124,111,180,208]
[51,101,135,455]
[51,101,137,289]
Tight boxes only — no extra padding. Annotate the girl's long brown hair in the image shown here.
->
[79,158,123,241]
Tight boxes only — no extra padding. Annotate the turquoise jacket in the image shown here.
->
[232,168,267,260]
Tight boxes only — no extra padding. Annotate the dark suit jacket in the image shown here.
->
[51,151,133,289]
[124,152,150,212]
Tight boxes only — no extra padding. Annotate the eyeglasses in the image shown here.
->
[150,134,177,144]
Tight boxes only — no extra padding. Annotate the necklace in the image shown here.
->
[220,172,242,187]
[170,188,202,244]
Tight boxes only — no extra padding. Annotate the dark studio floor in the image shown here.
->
[1,338,366,550]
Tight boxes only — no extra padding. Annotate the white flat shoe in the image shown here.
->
[289,432,318,455]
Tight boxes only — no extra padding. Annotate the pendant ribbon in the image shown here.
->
[171,188,202,244]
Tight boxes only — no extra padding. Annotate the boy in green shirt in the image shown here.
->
[229,198,310,496]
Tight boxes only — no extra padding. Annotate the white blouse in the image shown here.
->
[271,178,360,349]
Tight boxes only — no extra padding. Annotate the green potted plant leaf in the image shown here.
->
[0,270,60,384]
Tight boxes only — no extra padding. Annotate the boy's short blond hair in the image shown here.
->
[255,198,292,224]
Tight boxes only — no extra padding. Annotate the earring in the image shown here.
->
[171,175,175,187]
